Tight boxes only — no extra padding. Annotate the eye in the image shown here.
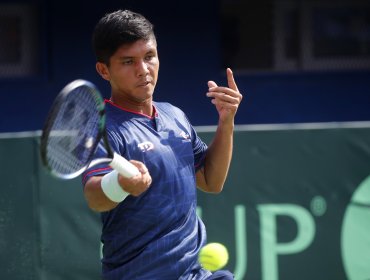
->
[122,59,133,65]
[145,54,155,61]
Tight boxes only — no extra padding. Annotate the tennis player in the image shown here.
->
[82,9,242,279]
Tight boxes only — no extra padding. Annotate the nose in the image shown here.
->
[136,60,149,77]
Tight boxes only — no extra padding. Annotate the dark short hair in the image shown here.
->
[92,9,155,64]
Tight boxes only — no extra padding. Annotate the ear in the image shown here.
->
[96,62,110,81]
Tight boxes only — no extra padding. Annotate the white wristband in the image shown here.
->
[101,170,129,203]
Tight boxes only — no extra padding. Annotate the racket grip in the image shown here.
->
[109,153,140,178]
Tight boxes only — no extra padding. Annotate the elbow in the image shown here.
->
[84,190,116,213]
[196,170,226,194]
[86,200,104,212]
[199,183,224,194]
[205,177,226,194]
[211,185,224,194]
[86,199,116,212]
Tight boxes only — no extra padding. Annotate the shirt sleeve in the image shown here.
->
[186,120,207,172]
[81,141,113,186]
[178,108,208,172]
[192,127,208,171]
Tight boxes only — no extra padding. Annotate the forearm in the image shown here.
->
[84,161,152,212]
[199,67,241,193]
[199,120,234,193]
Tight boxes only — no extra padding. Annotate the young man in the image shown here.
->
[83,9,242,279]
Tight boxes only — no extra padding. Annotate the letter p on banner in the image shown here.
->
[258,204,315,280]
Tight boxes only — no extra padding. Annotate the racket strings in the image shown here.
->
[46,86,101,175]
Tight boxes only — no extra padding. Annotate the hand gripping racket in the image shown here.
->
[40,79,140,179]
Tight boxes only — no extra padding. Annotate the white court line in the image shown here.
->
[195,121,370,133]
[1,121,370,139]
[0,130,42,139]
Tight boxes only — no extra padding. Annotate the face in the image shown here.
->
[96,37,159,104]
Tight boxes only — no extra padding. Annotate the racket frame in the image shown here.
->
[40,79,110,179]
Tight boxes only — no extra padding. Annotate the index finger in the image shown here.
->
[226,68,239,92]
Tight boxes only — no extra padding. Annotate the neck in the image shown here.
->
[109,97,154,117]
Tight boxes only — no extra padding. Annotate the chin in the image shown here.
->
[137,92,153,102]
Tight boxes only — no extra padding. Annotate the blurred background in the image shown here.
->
[0,0,369,132]
[0,0,370,280]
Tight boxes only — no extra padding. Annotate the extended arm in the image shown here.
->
[196,68,242,193]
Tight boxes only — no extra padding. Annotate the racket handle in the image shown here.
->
[109,153,140,178]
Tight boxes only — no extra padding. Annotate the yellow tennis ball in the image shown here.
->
[198,242,229,271]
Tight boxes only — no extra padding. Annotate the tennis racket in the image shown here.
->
[40,79,140,179]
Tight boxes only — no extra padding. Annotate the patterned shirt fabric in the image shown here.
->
[82,100,211,279]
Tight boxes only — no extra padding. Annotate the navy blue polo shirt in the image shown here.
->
[82,100,211,279]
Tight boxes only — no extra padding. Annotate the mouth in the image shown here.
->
[137,81,151,87]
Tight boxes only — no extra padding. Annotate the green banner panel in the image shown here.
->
[1,125,370,280]
[197,127,370,280]
[0,138,39,280]
[37,162,101,280]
